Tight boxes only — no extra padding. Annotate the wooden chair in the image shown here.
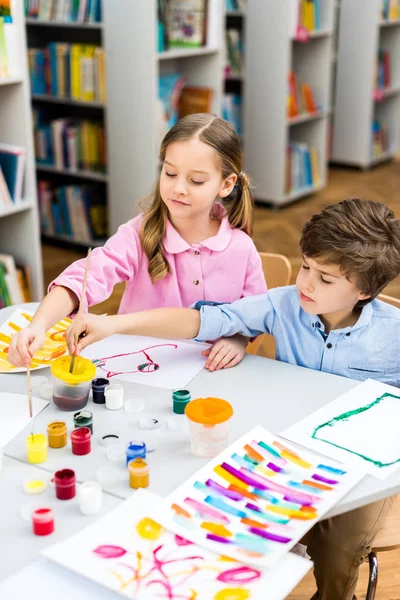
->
[378,293,400,309]
[366,494,400,600]
[246,252,292,359]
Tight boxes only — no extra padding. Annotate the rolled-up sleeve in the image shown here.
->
[193,294,276,342]
[49,221,140,315]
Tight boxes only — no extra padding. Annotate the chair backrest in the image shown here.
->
[246,253,292,360]
[258,252,292,289]
[371,494,400,553]
[378,293,400,309]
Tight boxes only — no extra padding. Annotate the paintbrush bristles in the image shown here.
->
[69,248,91,374]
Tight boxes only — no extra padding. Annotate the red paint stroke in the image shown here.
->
[217,565,262,584]
[92,343,178,378]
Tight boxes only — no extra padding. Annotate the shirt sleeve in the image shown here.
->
[193,294,276,342]
[242,246,268,297]
[49,221,141,314]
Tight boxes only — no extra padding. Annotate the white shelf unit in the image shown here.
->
[224,5,246,138]
[332,0,400,168]
[102,0,224,234]
[0,0,43,301]
[243,0,335,206]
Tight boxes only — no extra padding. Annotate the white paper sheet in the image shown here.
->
[281,379,400,480]
[0,392,49,446]
[82,334,209,388]
[153,426,363,568]
[43,489,312,600]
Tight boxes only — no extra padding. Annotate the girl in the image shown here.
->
[8,113,266,371]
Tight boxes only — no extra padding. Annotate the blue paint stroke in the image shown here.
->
[287,481,324,494]
[205,495,248,518]
[235,533,270,554]
[317,464,346,475]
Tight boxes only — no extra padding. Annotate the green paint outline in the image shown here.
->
[312,392,400,468]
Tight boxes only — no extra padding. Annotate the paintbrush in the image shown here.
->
[70,248,91,374]
[27,365,33,439]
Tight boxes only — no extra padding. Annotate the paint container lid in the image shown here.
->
[51,356,96,384]
[139,416,161,430]
[95,466,123,487]
[172,389,191,414]
[100,433,120,447]
[23,479,47,494]
[40,383,53,401]
[185,397,234,425]
[124,398,145,414]
[167,415,188,432]
[47,421,67,435]
[105,443,125,462]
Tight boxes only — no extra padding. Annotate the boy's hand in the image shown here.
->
[8,326,46,368]
[202,334,248,372]
[66,313,114,355]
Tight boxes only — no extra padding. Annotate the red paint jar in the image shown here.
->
[70,427,91,455]
[32,508,54,536]
[54,468,76,500]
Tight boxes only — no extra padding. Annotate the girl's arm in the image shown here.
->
[8,286,79,366]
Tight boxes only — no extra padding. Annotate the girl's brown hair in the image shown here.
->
[140,113,253,283]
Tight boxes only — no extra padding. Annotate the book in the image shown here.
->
[0,253,24,305]
[178,85,213,118]
[166,0,208,48]
[0,143,26,202]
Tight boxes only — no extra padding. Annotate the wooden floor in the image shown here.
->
[41,162,400,600]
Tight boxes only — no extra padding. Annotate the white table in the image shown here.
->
[2,303,400,595]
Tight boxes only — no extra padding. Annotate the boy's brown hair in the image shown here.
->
[300,198,400,307]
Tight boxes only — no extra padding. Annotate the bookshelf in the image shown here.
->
[0,0,43,301]
[243,0,335,206]
[331,0,400,168]
[25,0,224,243]
[224,2,246,137]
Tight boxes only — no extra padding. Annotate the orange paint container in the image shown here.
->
[185,397,234,458]
[128,458,149,489]
[47,421,67,448]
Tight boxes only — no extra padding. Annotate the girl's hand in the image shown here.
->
[66,313,114,355]
[201,334,248,371]
[8,326,46,367]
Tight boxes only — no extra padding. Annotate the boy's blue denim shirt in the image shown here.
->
[193,285,400,387]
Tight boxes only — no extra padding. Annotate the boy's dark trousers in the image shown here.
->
[300,496,395,600]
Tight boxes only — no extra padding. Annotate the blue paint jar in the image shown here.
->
[125,440,146,466]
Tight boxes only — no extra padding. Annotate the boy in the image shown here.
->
[14,199,400,599]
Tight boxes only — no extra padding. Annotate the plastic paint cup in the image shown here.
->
[128,458,149,489]
[92,378,110,404]
[26,434,48,464]
[105,384,124,410]
[47,421,67,448]
[185,397,234,458]
[79,482,102,515]
[125,440,146,466]
[32,508,54,536]
[70,427,91,456]
[51,356,96,411]
[73,410,93,434]
[172,389,191,414]
[105,442,125,462]
[54,468,76,500]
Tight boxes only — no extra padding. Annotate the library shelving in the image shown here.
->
[332,0,400,168]
[0,0,43,301]
[244,0,335,206]
[26,0,224,243]
[224,1,246,137]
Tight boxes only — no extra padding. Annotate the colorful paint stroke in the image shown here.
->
[282,379,400,480]
[155,426,363,568]
[0,309,70,373]
[43,489,312,600]
[82,334,210,389]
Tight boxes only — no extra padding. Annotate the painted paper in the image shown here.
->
[282,378,400,479]
[0,309,70,373]
[82,334,210,389]
[0,392,49,446]
[154,426,363,567]
[43,489,312,600]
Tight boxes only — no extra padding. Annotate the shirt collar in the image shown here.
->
[163,203,233,254]
[307,302,373,334]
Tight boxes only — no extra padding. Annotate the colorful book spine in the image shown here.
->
[25,0,101,22]
[286,143,319,194]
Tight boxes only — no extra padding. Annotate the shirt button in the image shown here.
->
[193,279,199,285]
[316,322,321,328]
[346,332,351,337]
[194,250,200,255]
[327,343,332,349]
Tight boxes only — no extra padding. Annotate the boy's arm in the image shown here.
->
[70,294,274,354]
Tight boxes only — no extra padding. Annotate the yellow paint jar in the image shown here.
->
[26,434,48,464]
[47,421,67,448]
[128,458,149,489]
